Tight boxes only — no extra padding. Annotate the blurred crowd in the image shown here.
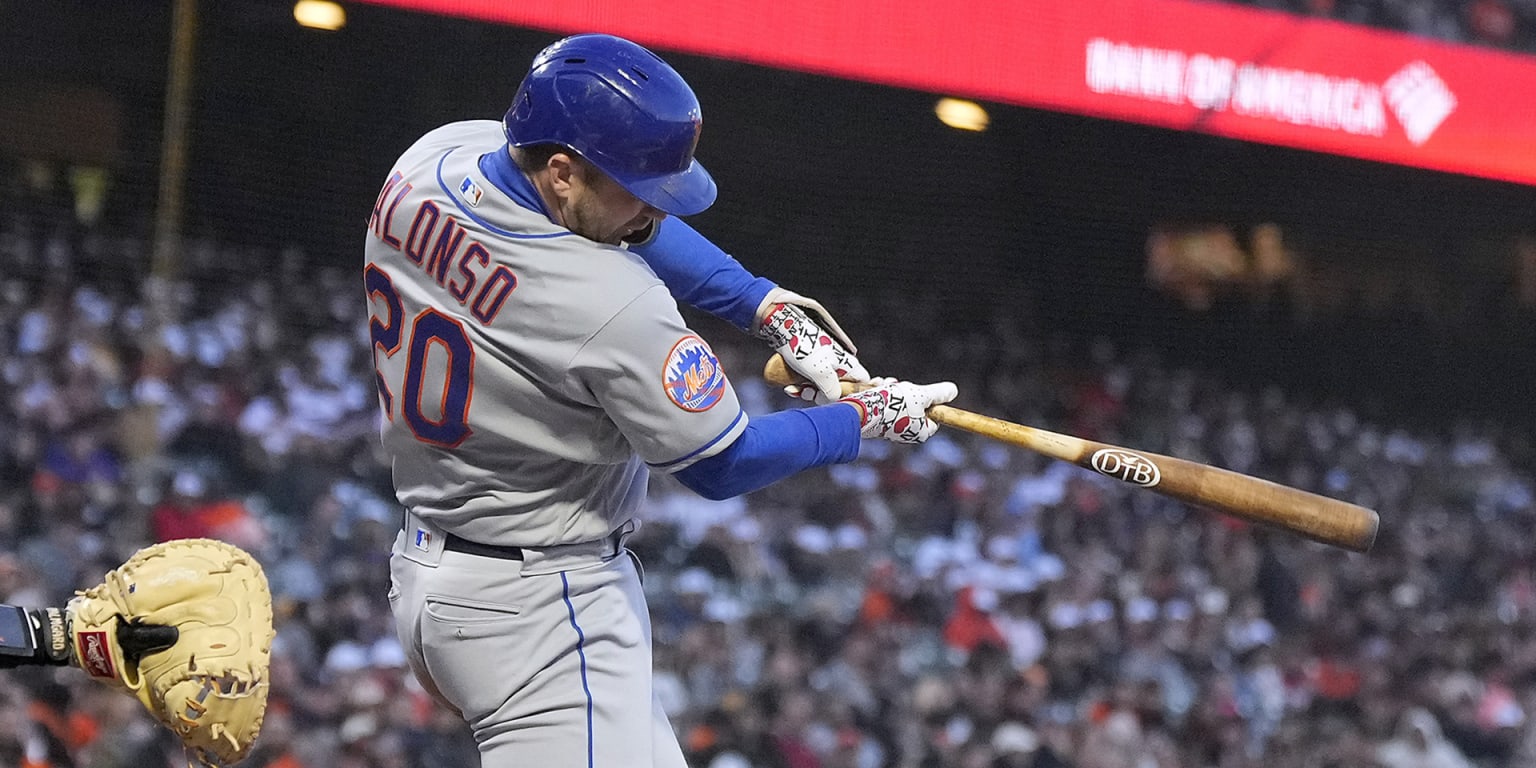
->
[2,199,1536,768]
[1226,0,1536,52]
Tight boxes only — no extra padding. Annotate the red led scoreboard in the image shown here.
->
[358,0,1536,187]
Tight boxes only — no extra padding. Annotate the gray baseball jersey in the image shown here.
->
[364,120,746,548]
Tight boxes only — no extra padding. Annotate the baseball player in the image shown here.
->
[365,33,957,767]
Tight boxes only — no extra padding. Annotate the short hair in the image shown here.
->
[511,143,572,174]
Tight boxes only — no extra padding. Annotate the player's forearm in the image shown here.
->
[672,405,862,500]
[629,218,774,331]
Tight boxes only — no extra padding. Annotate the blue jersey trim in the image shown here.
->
[561,573,596,768]
[478,144,551,215]
[434,148,570,240]
[651,408,747,470]
[474,144,775,332]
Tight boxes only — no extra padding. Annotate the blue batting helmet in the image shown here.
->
[504,34,717,217]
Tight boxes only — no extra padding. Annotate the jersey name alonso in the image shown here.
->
[364,121,745,547]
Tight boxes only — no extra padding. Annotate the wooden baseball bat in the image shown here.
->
[764,356,1378,553]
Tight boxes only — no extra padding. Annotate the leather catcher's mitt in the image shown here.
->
[68,538,275,766]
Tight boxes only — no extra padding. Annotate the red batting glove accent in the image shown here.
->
[840,397,870,427]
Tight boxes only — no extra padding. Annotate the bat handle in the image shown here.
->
[764,355,860,394]
[765,355,974,442]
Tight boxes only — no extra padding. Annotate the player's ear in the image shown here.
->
[546,152,579,198]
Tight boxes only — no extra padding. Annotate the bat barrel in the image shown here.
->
[1150,462,1380,552]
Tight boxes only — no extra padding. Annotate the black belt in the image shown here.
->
[443,534,525,560]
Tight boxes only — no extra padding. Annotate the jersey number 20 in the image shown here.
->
[366,264,474,447]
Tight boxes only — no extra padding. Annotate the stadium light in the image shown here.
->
[294,0,346,30]
[935,97,989,131]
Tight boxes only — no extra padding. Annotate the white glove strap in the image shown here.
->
[754,287,857,353]
[757,303,865,388]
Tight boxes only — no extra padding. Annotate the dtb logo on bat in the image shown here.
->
[1090,449,1162,487]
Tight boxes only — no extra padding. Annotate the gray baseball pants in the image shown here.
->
[389,512,688,767]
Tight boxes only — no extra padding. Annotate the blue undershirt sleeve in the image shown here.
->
[630,218,776,332]
[672,404,863,501]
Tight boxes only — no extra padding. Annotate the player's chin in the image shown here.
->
[582,225,624,245]
[570,225,621,245]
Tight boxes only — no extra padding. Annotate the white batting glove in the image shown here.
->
[756,293,870,404]
[840,377,958,444]
[756,287,858,352]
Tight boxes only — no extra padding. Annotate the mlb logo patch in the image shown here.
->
[460,177,484,207]
[663,335,727,412]
[413,528,433,551]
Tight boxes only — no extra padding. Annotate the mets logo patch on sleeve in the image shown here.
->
[664,335,727,412]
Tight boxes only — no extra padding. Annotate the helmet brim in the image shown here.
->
[615,158,717,217]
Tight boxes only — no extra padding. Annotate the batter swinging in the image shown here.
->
[365,33,957,767]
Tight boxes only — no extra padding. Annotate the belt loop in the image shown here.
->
[613,519,639,556]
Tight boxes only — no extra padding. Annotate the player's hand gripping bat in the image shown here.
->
[765,355,1378,552]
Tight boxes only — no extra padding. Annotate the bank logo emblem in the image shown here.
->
[1383,61,1456,146]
